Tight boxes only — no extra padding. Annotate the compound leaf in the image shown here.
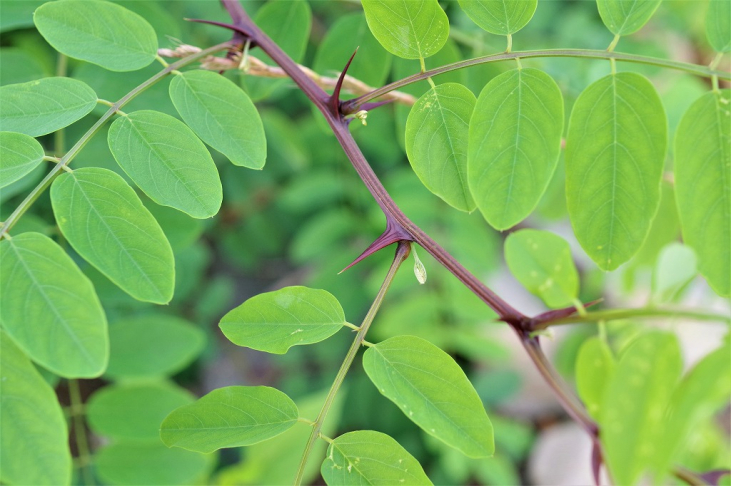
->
[674,90,730,297]
[50,167,174,304]
[0,232,108,378]
[575,337,615,420]
[321,430,432,486]
[34,0,157,71]
[0,131,44,188]
[108,110,222,219]
[706,0,731,52]
[361,0,449,59]
[105,314,206,379]
[406,82,476,212]
[504,229,579,308]
[363,335,494,458]
[220,286,345,354]
[87,382,194,441]
[0,334,71,486]
[95,442,211,486]
[600,331,682,486]
[170,70,266,169]
[313,13,392,89]
[469,68,564,230]
[0,77,96,136]
[457,0,537,35]
[566,72,666,270]
[160,386,298,453]
[597,0,663,36]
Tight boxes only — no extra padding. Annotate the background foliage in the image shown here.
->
[0,0,729,485]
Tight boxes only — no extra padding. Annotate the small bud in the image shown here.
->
[354,110,368,126]
[413,247,427,284]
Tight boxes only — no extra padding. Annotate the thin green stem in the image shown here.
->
[293,242,411,486]
[535,307,731,330]
[343,322,360,331]
[68,380,93,485]
[506,34,512,53]
[348,48,731,109]
[0,42,232,240]
[607,34,620,52]
[419,56,436,89]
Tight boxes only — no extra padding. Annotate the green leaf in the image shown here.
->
[0,77,96,136]
[361,0,449,59]
[87,382,194,441]
[405,83,476,212]
[566,72,666,270]
[575,337,615,420]
[50,167,175,304]
[707,0,731,52]
[457,0,537,35]
[468,68,564,230]
[504,229,579,308]
[33,0,157,71]
[321,430,432,486]
[596,0,663,36]
[108,110,222,218]
[600,331,682,486]
[95,441,211,486]
[0,131,44,188]
[0,48,46,85]
[0,232,108,377]
[160,386,299,453]
[674,90,730,297]
[220,286,345,354]
[0,0,44,33]
[105,314,206,379]
[169,70,266,169]
[363,335,494,458]
[313,13,392,89]
[0,333,71,486]
[654,343,731,480]
[651,243,697,303]
[242,0,311,101]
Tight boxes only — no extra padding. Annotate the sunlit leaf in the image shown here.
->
[504,229,579,308]
[160,386,298,453]
[566,73,666,270]
[0,333,71,486]
[108,110,222,218]
[674,90,730,297]
[457,0,537,35]
[361,0,449,59]
[575,337,615,420]
[105,314,206,379]
[0,131,44,188]
[34,0,157,71]
[405,82,476,212]
[87,382,194,441]
[654,343,731,480]
[50,167,175,304]
[0,232,108,378]
[363,335,494,458]
[600,331,682,486]
[0,77,96,136]
[313,13,392,89]
[596,0,663,36]
[706,0,731,52]
[322,430,432,485]
[95,441,211,486]
[469,68,564,230]
[170,70,266,169]
[651,243,697,303]
[220,286,345,354]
